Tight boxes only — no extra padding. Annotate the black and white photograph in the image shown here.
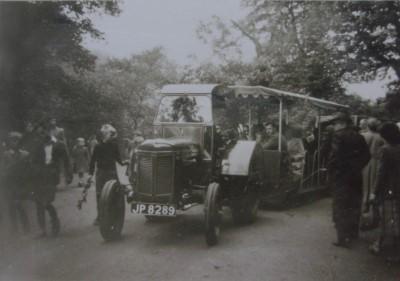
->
[1,1,400,280]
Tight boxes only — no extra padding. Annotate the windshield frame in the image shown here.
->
[153,94,213,125]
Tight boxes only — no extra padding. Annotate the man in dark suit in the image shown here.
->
[31,132,70,237]
[329,112,370,248]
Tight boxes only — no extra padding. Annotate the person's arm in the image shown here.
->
[374,147,388,200]
[328,133,341,170]
[89,145,98,175]
[60,143,73,180]
[114,142,125,165]
[64,144,71,170]
[85,147,90,163]
[356,134,371,171]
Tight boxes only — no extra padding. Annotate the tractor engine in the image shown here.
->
[133,138,202,205]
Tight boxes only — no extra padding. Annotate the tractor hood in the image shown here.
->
[137,138,201,160]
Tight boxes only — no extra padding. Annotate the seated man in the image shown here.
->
[261,122,287,151]
[237,124,250,140]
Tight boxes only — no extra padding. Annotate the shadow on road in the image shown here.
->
[261,189,330,211]
[115,207,282,248]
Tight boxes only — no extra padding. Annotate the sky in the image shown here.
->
[84,0,390,101]
[84,0,251,64]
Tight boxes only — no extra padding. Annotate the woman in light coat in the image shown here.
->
[360,118,384,230]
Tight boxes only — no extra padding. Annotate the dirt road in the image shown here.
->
[0,186,398,281]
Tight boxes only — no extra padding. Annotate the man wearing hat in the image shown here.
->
[329,112,370,248]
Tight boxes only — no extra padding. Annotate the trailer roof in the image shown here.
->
[159,84,349,110]
[159,84,220,95]
[227,85,349,110]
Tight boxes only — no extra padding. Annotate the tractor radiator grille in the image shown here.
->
[138,155,153,194]
[137,151,175,203]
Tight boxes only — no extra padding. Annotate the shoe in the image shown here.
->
[333,238,351,248]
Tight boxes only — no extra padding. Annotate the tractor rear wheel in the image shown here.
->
[232,191,259,225]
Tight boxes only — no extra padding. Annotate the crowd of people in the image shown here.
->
[1,113,400,263]
[217,113,400,262]
[0,119,144,238]
[328,113,400,263]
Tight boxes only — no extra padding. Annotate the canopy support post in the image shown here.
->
[278,98,283,152]
[248,101,252,140]
[317,110,321,187]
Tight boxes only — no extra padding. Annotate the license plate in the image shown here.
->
[131,203,176,216]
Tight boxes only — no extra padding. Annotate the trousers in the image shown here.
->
[36,201,59,234]
[332,176,363,241]
[95,169,117,216]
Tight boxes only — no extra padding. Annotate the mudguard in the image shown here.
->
[221,141,257,176]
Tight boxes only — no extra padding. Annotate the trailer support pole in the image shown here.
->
[248,101,252,140]
[278,98,283,152]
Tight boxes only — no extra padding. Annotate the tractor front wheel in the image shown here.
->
[99,180,125,241]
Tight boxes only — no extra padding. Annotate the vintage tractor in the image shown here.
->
[98,84,263,246]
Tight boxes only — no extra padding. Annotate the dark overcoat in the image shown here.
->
[30,141,70,204]
[329,127,370,233]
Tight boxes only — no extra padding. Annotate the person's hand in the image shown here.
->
[87,175,94,185]
[370,192,381,205]
[126,185,135,203]
[369,193,376,201]
[306,134,315,143]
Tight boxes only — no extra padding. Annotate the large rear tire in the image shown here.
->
[204,182,222,246]
[99,180,125,241]
[232,191,259,225]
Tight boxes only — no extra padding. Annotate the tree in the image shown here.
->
[336,2,400,81]
[197,1,345,99]
[0,1,119,134]
[79,47,178,138]
[335,2,400,119]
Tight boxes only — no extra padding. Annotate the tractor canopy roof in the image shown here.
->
[159,84,349,111]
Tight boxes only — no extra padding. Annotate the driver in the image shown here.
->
[262,122,287,151]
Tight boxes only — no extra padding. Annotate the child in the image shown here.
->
[72,138,90,187]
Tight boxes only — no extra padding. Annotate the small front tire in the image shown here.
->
[99,180,125,241]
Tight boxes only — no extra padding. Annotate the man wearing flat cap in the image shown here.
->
[328,112,370,248]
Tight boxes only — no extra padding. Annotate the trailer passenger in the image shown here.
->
[261,122,287,151]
